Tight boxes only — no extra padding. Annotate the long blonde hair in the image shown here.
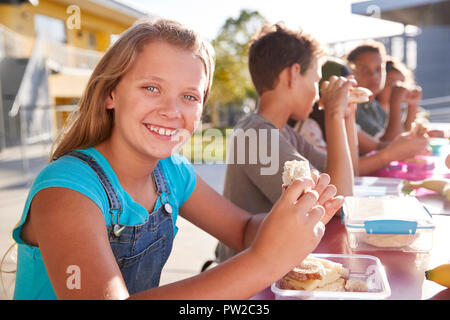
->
[50,17,215,161]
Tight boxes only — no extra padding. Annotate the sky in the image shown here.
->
[125,0,405,43]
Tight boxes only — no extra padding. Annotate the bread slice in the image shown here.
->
[345,278,368,292]
[280,256,349,291]
[315,277,346,291]
[282,160,311,187]
[348,86,372,103]
[284,257,326,281]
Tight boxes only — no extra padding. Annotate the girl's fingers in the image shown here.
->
[310,169,320,185]
[318,184,338,206]
[307,205,325,224]
[314,173,331,195]
[295,189,320,213]
[307,206,326,237]
[282,178,314,203]
[321,196,345,225]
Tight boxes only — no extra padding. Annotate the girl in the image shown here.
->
[9,18,343,300]
[376,58,422,135]
[292,58,429,176]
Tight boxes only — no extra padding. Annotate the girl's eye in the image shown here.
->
[144,86,159,93]
[184,94,198,102]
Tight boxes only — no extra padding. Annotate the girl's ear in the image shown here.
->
[105,91,115,110]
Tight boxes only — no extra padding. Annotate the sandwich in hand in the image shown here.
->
[282,160,312,188]
[410,117,429,137]
[318,86,372,110]
[348,86,372,104]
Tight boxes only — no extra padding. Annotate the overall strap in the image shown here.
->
[152,162,173,215]
[152,163,170,195]
[63,151,122,215]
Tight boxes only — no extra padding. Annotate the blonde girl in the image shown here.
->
[10,18,343,300]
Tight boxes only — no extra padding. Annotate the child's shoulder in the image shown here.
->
[37,154,97,181]
[31,151,107,199]
[160,153,195,180]
[234,113,276,131]
[160,153,196,205]
[161,152,193,171]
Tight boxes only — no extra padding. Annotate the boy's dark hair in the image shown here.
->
[248,23,323,96]
[345,40,387,63]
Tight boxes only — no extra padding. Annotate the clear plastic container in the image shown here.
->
[342,196,435,252]
[271,253,391,300]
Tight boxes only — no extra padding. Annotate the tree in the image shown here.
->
[206,9,266,127]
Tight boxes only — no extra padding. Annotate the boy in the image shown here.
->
[216,23,356,262]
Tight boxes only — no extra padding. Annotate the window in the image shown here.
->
[88,32,96,49]
[34,14,66,43]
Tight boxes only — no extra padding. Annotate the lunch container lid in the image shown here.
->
[342,196,435,235]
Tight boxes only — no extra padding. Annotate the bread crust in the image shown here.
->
[284,259,325,281]
[348,86,372,103]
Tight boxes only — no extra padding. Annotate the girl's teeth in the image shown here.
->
[147,125,175,136]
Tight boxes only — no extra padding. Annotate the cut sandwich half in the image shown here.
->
[280,256,350,292]
[348,86,372,104]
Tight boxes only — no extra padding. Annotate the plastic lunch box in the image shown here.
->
[342,196,435,252]
[271,253,391,300]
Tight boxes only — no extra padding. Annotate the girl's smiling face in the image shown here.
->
[106,40,207,160]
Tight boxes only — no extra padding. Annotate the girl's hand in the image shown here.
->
[390,82,409,106]
[384,131,430,161]
[249,175,343,276]
[406,86,422,106]
[310,170,344,224]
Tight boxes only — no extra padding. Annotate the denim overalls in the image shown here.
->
[64,151,174,295]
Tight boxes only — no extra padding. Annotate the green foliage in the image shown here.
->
[207,9,266,110]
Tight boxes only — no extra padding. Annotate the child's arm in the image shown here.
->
[345,102,360,176]
[380,84,406,142]
[321,76,355,196]
[357,129,389,155]
[130,177,343,300]
[30,177,343,300]
[26,188,130,300]
[358,132,429,176]
[181,172,341,252]
[404,87,422,131]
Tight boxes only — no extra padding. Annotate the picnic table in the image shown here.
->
[252,132,450,300]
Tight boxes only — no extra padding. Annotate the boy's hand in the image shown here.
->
[320,76,357,119]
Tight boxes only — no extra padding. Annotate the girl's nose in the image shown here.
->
[158,97,181,119]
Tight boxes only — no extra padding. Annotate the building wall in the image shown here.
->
[0,0,132,52]
[414,25,450,99]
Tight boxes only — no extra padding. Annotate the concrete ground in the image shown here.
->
[0,143,226,299]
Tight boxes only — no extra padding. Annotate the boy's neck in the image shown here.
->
[256,90,292,131]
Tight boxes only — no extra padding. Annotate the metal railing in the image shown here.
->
[420,95,450,123]
[44,41,103,71]
[0,25,32,59]
[0,24,103,176]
